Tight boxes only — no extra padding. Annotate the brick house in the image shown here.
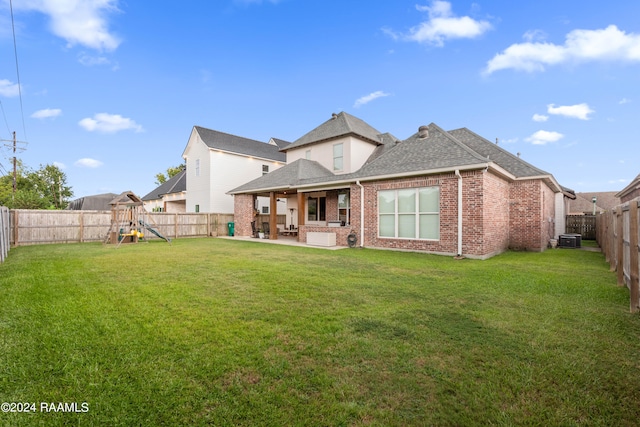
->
[229,112,573,259]
[616,173,640,203]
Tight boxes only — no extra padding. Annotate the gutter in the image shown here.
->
[455,169,463,257]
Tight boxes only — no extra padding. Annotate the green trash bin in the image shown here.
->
[227,222,234,236]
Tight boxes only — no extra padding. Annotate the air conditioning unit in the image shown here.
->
[559,234,578,248]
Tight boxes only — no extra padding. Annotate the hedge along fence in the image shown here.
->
[8,210,236,247]
[596,199,640,313]
[1,206,9,262]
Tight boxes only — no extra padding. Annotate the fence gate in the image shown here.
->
[566,215,596,239]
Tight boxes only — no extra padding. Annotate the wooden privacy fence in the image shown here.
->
[0,206,9,262]
[565,214,596,239]
[596,199,640,312]
[9,210,237,246]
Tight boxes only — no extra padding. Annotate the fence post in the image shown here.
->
[629,201,639,313]
[617,207,624,286]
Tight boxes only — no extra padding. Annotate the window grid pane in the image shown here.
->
[378,187,440,240]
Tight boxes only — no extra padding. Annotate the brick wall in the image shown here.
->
[233,194,255,237]
[509,180,546,251]
[359,173,462,256]
[482,171,510,256]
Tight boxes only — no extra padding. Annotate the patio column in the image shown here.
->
[269,192,277,240]
[297,192,305,232]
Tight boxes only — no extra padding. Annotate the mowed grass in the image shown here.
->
[1,238,639,426]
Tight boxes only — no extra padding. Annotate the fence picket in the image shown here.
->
[597,199,640,313]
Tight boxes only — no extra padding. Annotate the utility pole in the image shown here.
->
[12,132,17,194]
[1,131,27,196]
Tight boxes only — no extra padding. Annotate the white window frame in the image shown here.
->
[333,143,343,172]
[378,187,440,240]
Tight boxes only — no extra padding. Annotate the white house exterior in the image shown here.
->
[142,169,187,213]
[182,126,288,213]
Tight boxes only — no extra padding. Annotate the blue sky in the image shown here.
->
[0,0,639,199]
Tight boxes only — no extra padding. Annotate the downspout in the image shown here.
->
[356,180,364,247]
[455,170,463,257]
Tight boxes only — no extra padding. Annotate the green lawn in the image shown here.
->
[1,238,639,426]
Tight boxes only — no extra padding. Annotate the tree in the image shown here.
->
[0,163,73,209]
[155,164,185,186]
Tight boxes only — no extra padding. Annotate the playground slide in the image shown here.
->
[139,220,171,243]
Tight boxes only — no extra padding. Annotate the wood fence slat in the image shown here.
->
[597,199,640,313]
[7,210,237,246]
[629,201,639,312]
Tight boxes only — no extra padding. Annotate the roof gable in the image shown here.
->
[284,112,383,151]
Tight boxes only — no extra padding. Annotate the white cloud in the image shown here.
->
[78,113,143,133]
[387,1,492,47]
[547,103,594,120]
[532,114,548,122]
[12,0,121,51]
[74,158,103,168]
[526,130,564,145]
[53,161,66,169]
[354,91,391,108]
[78,53,111,67]
[619,98,631,104]
[31,108,62,119]
[0,79,20,97]
[485,25,640,74]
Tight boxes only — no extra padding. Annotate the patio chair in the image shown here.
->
[251,221,259,238]
[262,222,270,239]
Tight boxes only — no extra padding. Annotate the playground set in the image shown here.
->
[104,191,171,247]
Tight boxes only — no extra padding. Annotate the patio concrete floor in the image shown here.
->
[218,235,349,251]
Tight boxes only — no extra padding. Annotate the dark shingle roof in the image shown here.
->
[270,138,292,150]
[229,117,564,194]
[229,159,333,193]
[448,128,550,178]
[66,193,118,210]
[194,126,286,162]
[355,124,489,179]
[284,112,383,150]
[142,169,186,201]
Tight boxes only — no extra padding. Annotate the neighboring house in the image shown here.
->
[568,191,620,215]
[182,126,289,213]
[66,193,118,211]
[230,111,575,259]
[142,168,187,212]
[616,173,640,203]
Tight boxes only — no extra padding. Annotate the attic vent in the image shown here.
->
[418,125,429,139]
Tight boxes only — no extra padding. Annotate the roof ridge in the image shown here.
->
[427,123,489,164]
[195,125,266,144]
[451,127,550,176]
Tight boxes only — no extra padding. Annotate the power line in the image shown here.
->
[9,0,28,142]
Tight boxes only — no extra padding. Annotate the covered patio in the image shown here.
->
[232,185,358,248]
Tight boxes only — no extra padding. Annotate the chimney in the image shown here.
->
[418,125,429,139]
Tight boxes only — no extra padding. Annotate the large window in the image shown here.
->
[378,187,439,240]
[333,143,343,171]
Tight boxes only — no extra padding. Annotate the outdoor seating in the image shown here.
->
[262,222,270,239]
